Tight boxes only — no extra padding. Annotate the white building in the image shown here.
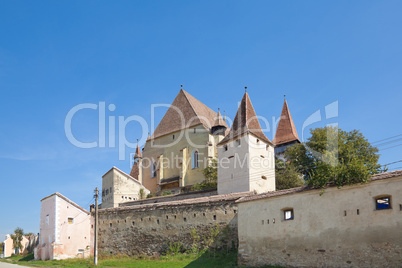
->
[34,192,91,260]
[217,91,276,195]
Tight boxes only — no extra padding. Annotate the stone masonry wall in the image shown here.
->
[97,192,251,256]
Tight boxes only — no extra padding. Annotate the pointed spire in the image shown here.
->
[213,108,226,127]
[134,141,142,159]
[218,92,272,145]
[273,98,300,146]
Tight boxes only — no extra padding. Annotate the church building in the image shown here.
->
[101,87,300,208]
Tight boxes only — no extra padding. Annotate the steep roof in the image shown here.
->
[151,89,227,139]
[273,99,300,146]
[134,144,142,159]
[218,92,272,145]
[129,162,139,180]
[212,110,226,128]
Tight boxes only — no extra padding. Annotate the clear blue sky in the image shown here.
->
[1,1,401,239]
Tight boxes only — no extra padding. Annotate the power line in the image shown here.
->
[379,143,402,151]
[375,138,402,147]
[371,134,402,144]
[382,160,402,166]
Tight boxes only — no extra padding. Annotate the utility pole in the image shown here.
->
[94,187,99,266]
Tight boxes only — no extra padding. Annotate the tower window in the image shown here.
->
[172,135,175,140]
[236,139,241,146]
[224,145,228,151]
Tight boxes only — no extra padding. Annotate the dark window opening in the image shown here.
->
[357,209,360,215]
[213,215,216,220]
[376,196,391,210]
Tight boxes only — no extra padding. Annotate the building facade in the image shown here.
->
[35,193,91,260]
[236,170,402,267]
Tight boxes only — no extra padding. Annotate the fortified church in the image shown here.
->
[101,88,300,208]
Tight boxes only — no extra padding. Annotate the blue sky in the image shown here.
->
[1,1,401,239]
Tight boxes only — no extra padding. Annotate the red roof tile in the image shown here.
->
[273,99,300,146]
[218,92,272,145]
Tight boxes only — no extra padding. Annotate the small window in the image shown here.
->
[172,135,175,140]
[46,215,49,225]
[106,189,109,195]
[151,160,157,178]
[192,150,199,169]
[224,145,228,151]
[109,187,112,193]
[68,217,74,224]
[236,139,241,146]
[376,196,391,210]
[194,128,196,133]
[284,209,294,220]
[257,139,260,143]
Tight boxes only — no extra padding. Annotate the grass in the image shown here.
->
[0,251,282,268]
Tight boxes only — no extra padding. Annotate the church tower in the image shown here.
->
[273,98,300,160]
[217,90,275,195]
[130,143,143,184]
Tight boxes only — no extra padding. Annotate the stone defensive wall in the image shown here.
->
[236,170,402,267]
[96,191,252,255]
[119,189,217,207]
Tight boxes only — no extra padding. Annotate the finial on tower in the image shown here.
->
[284,94,286,100]
[245,86,247,93]
[181,84,183,90]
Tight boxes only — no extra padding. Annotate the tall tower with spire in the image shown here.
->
[217,91,275,195]
[130,142,143,183]
[273,97,300,160]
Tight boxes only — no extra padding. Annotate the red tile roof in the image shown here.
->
[218,92,272,145]
[273,99,300,146]
[151,89,227,139]
[134,144,142,159]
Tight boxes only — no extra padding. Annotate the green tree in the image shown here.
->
[275,159,305,190]
[191,159,218,191]
[285,127,384,189]
[11,227,24,254]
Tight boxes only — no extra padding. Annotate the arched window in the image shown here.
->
[151,160,157,178]
[192,150,199,169]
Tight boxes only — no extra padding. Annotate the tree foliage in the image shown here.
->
[191,159,218,191]
[284,127,384,189]
[275,159,305,190]
[11,227,24,254]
